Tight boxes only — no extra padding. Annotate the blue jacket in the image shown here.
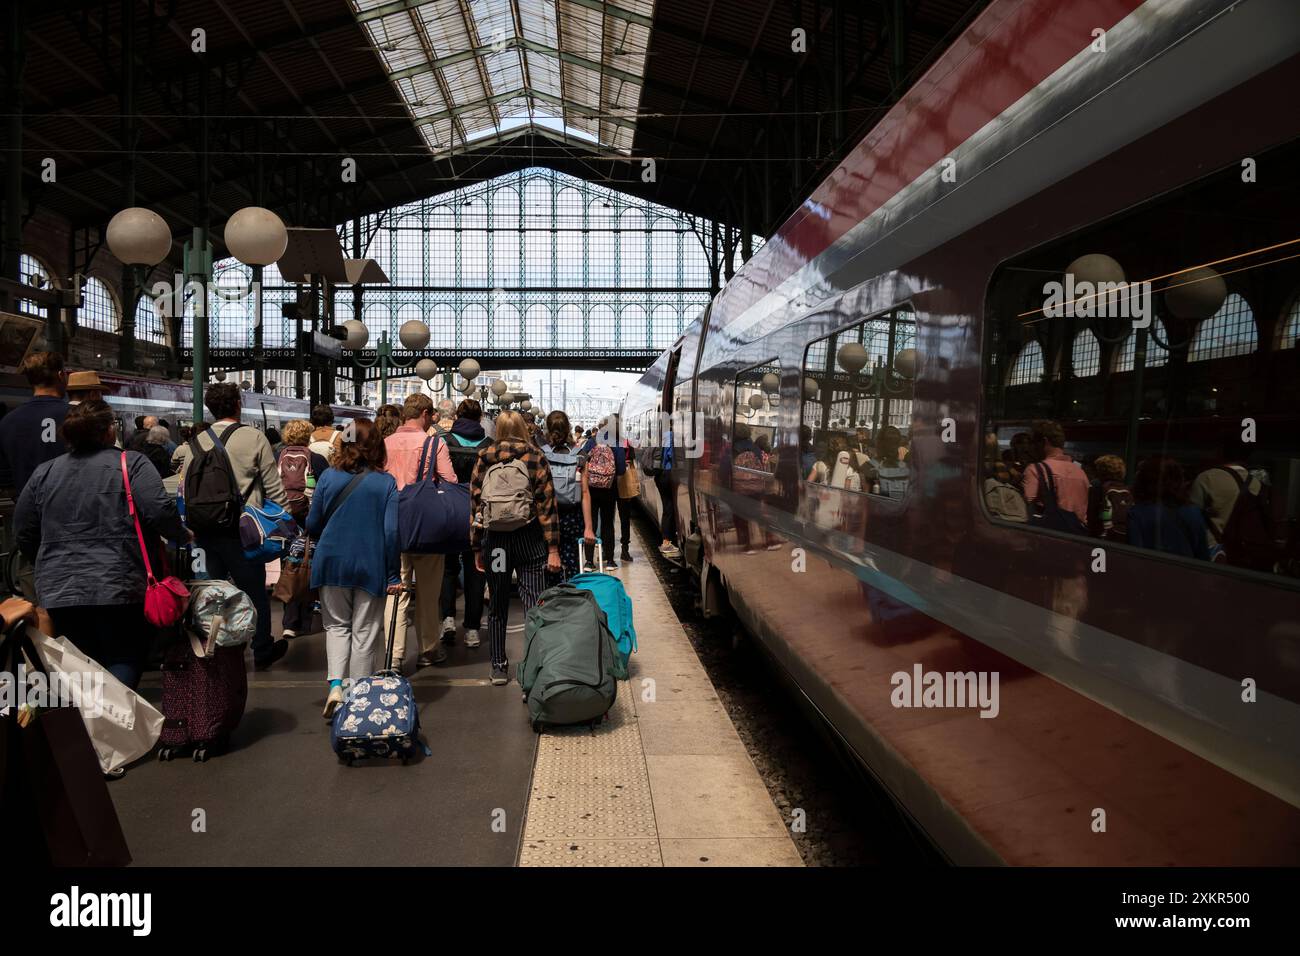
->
[0,395,70,493]
[305,467,400,596]
[15,447,185,608]
[1127,503,1210,560]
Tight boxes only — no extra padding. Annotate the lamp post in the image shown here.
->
[348,318,431,408]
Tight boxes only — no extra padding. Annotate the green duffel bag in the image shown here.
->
[518,584,619,732]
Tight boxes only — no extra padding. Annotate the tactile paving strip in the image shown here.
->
[519,681,663,866]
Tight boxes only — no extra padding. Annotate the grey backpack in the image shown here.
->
[479,457,534,531]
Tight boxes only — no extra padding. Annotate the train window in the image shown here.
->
[981,136,1300,583]
[731,360,780,489]
[800,305,916,499]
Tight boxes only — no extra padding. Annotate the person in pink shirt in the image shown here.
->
[1021,419,1089,533]
[384,393,458,670]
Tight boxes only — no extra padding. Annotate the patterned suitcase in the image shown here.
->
[331,587,424,765]
[158,626,248,763]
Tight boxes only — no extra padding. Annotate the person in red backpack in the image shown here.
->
[278,420,329,638]
[580,416,620,570]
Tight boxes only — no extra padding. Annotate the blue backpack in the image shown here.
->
[542,443,582,508]
[570,570,636,679]
[238,491,299,562]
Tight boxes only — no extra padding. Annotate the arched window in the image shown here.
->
[135,294,165,345]
[1071,330,1100,377]
[1189,292,1257,361]
[1114,319,1171,371]
[1008,340,1043,386]
[18,253,52,316]
[1279,295,1300,350]
[80,276,119,333]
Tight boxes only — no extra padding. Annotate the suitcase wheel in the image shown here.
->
[193,747,209,763]
[158,747,176,762]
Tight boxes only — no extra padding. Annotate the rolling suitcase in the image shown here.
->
[331,587,424,765]
[570,540,636,679]
[157,620,248,762]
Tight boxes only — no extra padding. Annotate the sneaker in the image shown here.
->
[322,684,344,720]
[606,560,619,570]
[254,639,289,671]
[658,541,673,553]
[282,629,297,640]
[581,563,596,573]
[662,544,683,560]
[464,629,481,648]
[490,663,509,686]
[441,616,455,636]
[743,548,757,556]
[766,542,782,551]
[620,547,633,562]
[417,645,449,668]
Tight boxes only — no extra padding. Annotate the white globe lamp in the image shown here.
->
[343,319,370,350]
[491,379,508,397]
[106,208,172,267]
[1166,266,1227,320]
[415,358,438,381]
[223,206,288,266]
[399,319,431,351]
[837,342,868,374]
[893,348,918,380]
[458,358,481,381]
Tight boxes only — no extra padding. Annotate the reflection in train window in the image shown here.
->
[731,359,779,493]
[800,305,916,499]
[982,136,1300,583]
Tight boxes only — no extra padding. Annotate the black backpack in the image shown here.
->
[182,423,249,535]
[446,432,486,484]
[1216,467,1277,571]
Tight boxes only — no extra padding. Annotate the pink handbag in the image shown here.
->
[121,452,189,627]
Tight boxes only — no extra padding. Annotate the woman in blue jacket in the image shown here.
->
[305,418,401,719]
[1126,455,1211,561]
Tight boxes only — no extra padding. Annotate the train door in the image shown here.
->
[660,342,685,543]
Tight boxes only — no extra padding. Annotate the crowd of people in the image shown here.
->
[983,419,1285,570]
[0,350,656,743]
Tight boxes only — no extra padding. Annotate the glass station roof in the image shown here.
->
[350,0,654,156]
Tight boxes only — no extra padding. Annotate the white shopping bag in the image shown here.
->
[28,627,165,773]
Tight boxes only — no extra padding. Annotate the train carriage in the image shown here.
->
[624,0,1300,864]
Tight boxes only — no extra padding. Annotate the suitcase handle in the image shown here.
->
[384,583,407,671]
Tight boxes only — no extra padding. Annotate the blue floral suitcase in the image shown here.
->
[330,588,424,765]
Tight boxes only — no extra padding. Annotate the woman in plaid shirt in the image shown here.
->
[470,410,561,685]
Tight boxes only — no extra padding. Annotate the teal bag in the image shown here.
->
[518,584,618,731]
[570,571,636,680]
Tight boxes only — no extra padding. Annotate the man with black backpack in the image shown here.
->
[1190,436,1278,571]
[439,398,489,647]
[178,382,291,670]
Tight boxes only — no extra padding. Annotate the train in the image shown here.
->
[622,0,1300,864]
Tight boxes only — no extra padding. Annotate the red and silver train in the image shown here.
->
[624,0,1300,864]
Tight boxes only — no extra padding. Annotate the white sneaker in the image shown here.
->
[441,616,455,635]
[322,684,344,720]
[282,629,297,640]
[464,629,481,648]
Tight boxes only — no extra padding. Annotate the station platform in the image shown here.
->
[113,536,801,867]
